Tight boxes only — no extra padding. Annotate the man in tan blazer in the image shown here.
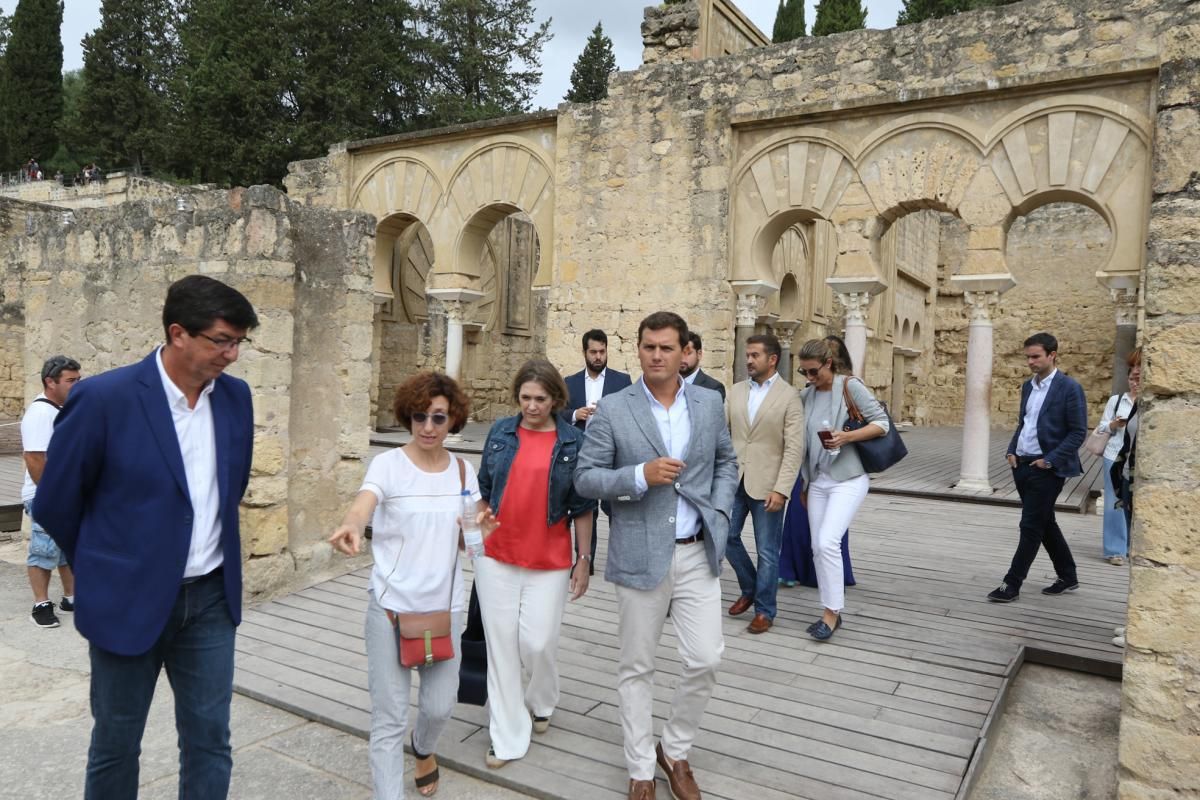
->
[725,334,805,633]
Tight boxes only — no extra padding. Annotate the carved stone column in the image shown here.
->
[835,292,872,380]
[730,280,777,383]
[950,273,1015,492]
[774,319,800,384]
[1111,285,1139,394]
[426,288,484,381]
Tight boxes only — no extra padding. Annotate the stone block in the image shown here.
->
[1121,654,1188,724]
[1151,107,1200,196]
[1129,484,1200,568]
[240,504,290,557]
[242,551,295,597]
[1118,716,1200,791]
[252,433,287,476]
[1125,566,1200,655]
[1143,326,1200,395]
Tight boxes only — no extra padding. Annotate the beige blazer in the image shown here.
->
[725,376,805,500]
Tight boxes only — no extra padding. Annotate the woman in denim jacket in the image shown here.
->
[475,358,597,769]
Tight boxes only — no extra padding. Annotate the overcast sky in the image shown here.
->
[47,0,905,108]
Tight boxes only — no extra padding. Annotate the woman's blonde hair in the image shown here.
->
[796,338,844,373]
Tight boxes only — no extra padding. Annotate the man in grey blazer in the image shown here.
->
[576,312,738,800]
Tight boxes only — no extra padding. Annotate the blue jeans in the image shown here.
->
[725,481,785,619]
[1101,457,1129,557]
[85,569,235,800]
[24,501,67,569]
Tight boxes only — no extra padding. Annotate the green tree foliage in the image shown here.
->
[565,21,616,103]
[288,0,424,158]
[896,0,1018,25]
[1,0,64,170]
[811,0,866,36]
[47,69,99,175]
[772,0,806,42]
[76,0,178,174]
[417,0,552,126]
[171,0,295,185]
[0,10,11,55]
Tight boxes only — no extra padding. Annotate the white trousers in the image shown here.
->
[615,540,723,780]
[364,590,464,800]
[473,556,571,760]
[807,472,869,612]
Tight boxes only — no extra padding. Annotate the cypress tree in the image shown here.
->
[772,0,806,43]
[416,0,552,126]
[897,0,1018,25]
[564,21,616,103]
[76,0,178,174]
[0,10,10,168]
[811,0,866,36]
[1,0,64,170]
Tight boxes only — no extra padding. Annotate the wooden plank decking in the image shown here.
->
[870,427,1104,513]
[234,490,1126,800]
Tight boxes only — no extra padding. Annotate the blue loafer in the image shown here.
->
[809,616,841,641]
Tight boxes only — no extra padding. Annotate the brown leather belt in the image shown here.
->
[675,532,705,545]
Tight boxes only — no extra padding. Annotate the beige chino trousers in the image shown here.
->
[615,539,724,780]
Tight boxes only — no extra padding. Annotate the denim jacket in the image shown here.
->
[477,414,597,527]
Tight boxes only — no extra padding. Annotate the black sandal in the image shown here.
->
[411,733,439,797]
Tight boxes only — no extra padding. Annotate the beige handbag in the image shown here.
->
[1084,425,1111,457]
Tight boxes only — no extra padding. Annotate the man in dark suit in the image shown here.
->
[563,329,633,572]
[680,331,725,400]
[563,328,633,430]
[35,276,258,799]
[988,332,1087,603]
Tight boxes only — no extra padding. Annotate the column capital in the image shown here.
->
[962,290,1001,323]
[731,280,778,328]
[1110,286,1139,326]
[835,291,872,326]
[774,319,800,343]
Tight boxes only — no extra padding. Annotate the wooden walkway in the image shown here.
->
[234,492,1126,800]
[0,454,25,531]
[871,427,1104,513]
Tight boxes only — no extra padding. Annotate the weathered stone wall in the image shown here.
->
[0,187,374,599]
[1119,14,1200,798]
[0,302,24,420]
[0,173,198,210]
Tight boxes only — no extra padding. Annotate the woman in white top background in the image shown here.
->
[1096,348,1141,565]
[329,372,497,799]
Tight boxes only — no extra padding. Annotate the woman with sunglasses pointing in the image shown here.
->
[474,359,597,769]
[795,339,889,641]
[329,371,497,799]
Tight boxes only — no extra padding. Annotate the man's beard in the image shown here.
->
[679,363,698,378]
[588,360,607,373]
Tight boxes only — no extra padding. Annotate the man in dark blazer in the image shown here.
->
[35,276,258,800]
[988,332,1087,604]
[681,331,726,400]
[562,328,633,430]
[563,329,632,571]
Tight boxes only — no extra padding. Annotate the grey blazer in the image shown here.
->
[574,380,739,590]
[799,375,890,484]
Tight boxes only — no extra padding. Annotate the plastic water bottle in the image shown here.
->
[461,491,485,559]
[819,420,841,457]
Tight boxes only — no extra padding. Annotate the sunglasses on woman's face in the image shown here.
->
[412,412,450,427]
[801,364,826,378]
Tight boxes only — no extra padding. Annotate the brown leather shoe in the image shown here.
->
[727,595,753,616]
[628,778,656,800]
[747,613,772,634]
[656,743,700,800]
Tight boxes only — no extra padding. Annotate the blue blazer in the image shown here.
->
[561,367,632,430]
[34,351,254,656]
[1006,371,1088,478]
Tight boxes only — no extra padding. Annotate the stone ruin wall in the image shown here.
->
[0,188,376,598]
[0,172,192,210]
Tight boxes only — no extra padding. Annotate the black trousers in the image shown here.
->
[1004,461,1077,589]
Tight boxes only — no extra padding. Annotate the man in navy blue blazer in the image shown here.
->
[562,329,632,571]
[988,332,1087,604]
[35,276,258,800]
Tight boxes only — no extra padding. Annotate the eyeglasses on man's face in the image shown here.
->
[412,412,450,427]
[196,333,252,352]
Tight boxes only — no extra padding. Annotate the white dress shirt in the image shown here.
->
[633,378,702,540]
[1016,369,1057,458]
[575,368,607,422]
[683,370,698,385]
[156,347,223,577]
[746,372,779,426]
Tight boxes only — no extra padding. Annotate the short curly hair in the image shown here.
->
[393,372,471,434]
[511,358,569,413]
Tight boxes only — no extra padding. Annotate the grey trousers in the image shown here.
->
[365,589,464,800]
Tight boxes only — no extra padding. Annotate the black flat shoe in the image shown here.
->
[809,616,841,641]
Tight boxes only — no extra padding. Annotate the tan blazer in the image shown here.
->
[726,375,805,500]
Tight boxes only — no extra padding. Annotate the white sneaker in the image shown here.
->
[1112,635,1126,648]
[1114,626,1126,636]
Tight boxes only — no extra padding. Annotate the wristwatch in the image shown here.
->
[577,553,592,563]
